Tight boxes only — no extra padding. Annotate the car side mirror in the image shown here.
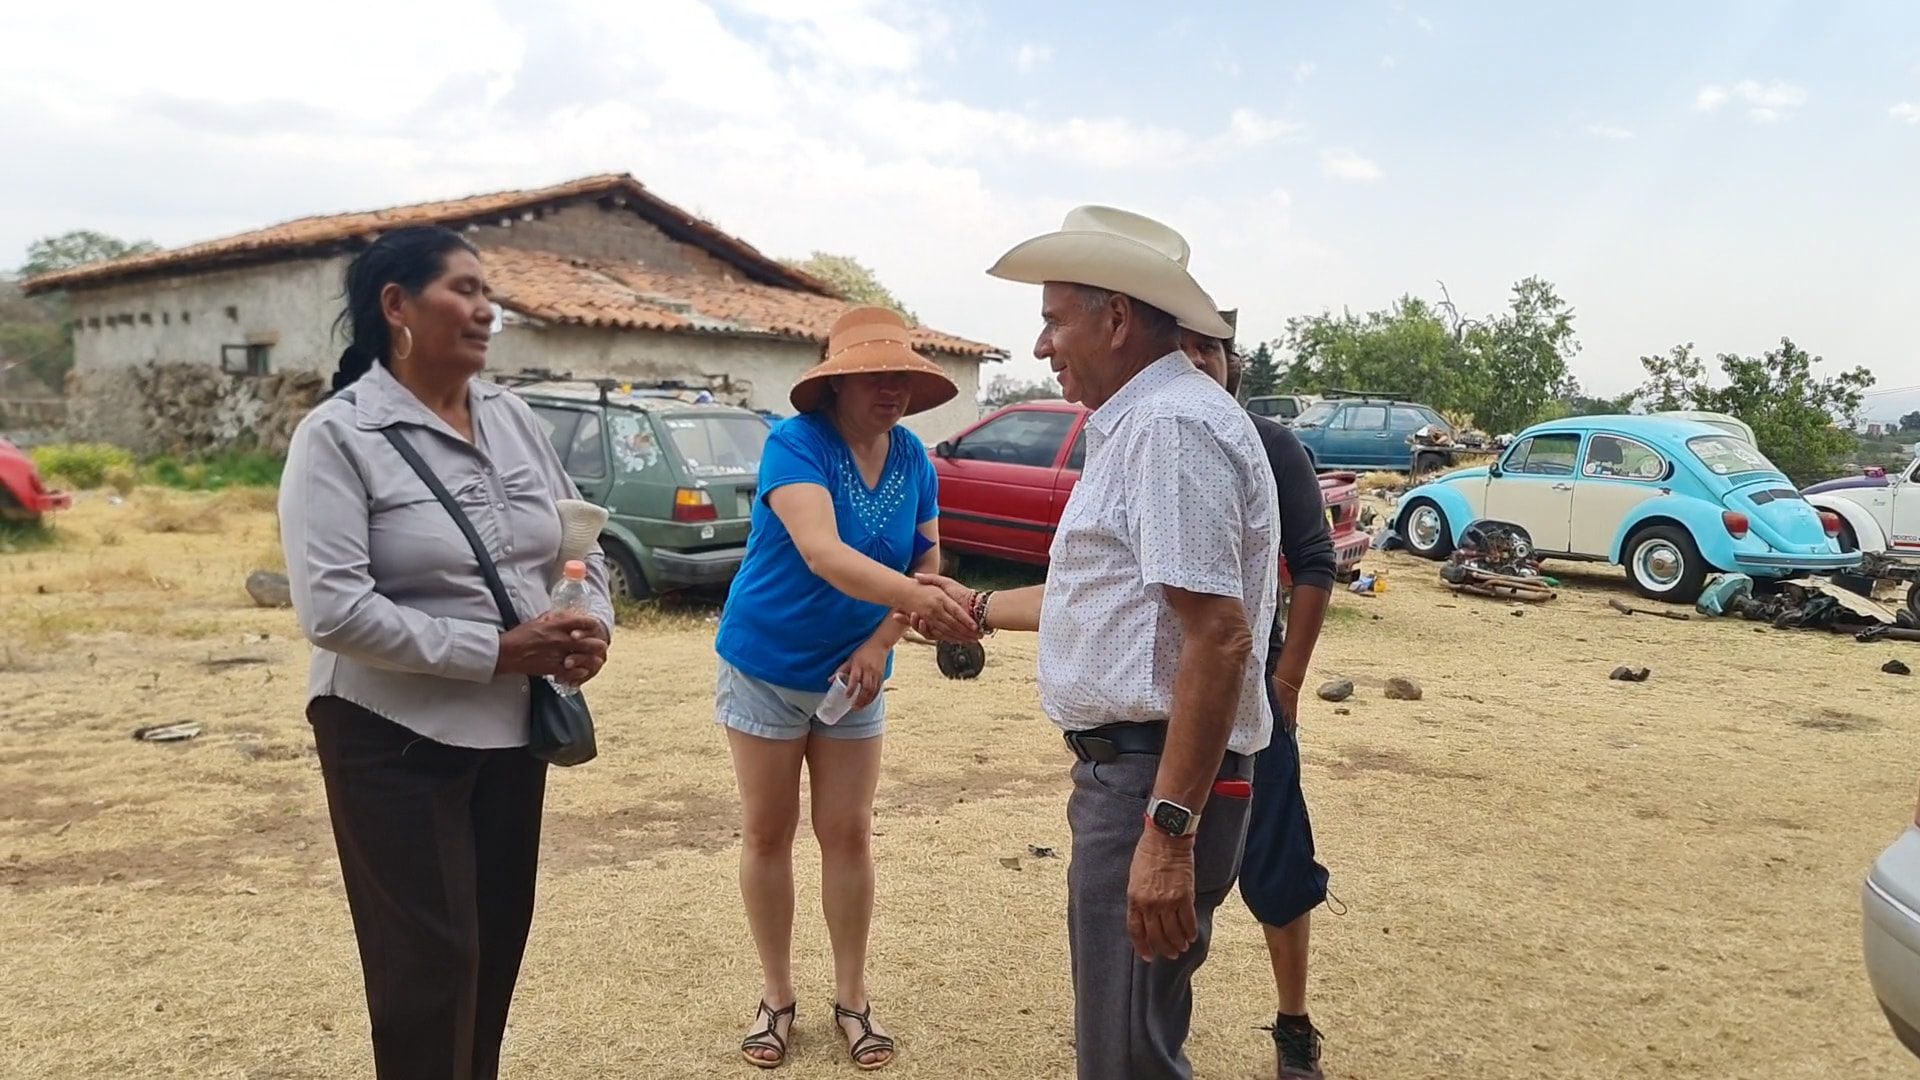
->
[934,440,955,459]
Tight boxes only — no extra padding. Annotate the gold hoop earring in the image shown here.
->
[393,326,414,362]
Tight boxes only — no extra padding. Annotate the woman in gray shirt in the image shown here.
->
[279,226,615,1080]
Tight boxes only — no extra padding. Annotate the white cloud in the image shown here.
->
[1379,55,1398,69]
[1292,61,1317,83]
[0,0,1297,371]
[1695,85,1731,111]
[1891,102,1920,125]
[1416,15,1435,33]
[1696,79,1807,122]
[1735,79,1807,109]
[1587,123,1634,140]
[1013,42,1051,74]
[1321,148,1383,182]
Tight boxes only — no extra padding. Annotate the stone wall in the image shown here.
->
[65,364,325,456]
[68,258,345,376]
[474,202,738,280]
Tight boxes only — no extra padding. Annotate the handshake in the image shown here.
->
[893,572,988,643]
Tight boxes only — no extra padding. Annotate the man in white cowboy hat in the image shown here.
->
[913,207,1280,1078]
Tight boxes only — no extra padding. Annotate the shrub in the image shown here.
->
[142,451,283,491]
[30,443,136,489]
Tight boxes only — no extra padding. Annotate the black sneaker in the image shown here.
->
[1269,1015,1324,1080]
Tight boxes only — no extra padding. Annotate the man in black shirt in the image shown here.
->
[1182,313,1335,1080]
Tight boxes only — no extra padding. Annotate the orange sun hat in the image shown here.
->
[788,305,959,416]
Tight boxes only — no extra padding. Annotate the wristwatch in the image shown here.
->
[1145,797,1200,839]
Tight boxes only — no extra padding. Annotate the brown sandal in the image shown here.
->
[741,1000,795,1069]
[832,1001,896,1071]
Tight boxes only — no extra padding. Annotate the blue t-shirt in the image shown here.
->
[715,412,939,692]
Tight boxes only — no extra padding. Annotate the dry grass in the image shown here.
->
[134,489,230,535]
[3,500,1918,1077]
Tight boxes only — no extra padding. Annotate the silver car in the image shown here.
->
[1864,788,1920,1057]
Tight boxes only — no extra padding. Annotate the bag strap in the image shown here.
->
[334,392,524,631]
[381,427,524,632]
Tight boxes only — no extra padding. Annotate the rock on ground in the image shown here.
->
[246,570,292,609]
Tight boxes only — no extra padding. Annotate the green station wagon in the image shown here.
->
[514,377,772,599]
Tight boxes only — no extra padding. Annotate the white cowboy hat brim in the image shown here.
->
[988,232,1233,341]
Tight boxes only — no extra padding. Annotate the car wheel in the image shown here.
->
[602,540,652,601]
[1626,526,1708,603]
[1908,581,1920,624]
[1401,500,1453,560]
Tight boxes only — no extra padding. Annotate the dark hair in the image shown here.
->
[330,226,477,392]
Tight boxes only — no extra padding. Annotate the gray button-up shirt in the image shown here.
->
[279,362,615,749]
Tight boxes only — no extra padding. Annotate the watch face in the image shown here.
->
[1152,801,1191,836]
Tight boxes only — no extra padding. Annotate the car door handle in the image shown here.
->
[1552,483,1573,491]
[1373,433,1390,439]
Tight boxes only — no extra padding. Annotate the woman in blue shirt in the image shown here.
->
[715,306,978,1071]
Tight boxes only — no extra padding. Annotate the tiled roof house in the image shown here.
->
[26,173,1000,451]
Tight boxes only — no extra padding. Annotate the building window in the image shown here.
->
[221,344,271,377]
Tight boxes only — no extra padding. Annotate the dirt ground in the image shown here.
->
[3,491,1918,1079]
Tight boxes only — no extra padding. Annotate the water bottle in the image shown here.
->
[547,560,590,698]
[815,676,855,725]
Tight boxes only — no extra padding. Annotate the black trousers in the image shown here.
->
[309,696,548,1080]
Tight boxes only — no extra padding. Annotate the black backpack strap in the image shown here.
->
[376,425,524,632]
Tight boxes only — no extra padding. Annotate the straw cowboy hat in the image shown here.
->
[789,305,959,415]
[987,206,1234,340]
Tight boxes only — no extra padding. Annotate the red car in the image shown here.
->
[0,439,72,523]
[931,401,1370,580]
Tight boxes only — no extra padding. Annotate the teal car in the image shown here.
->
[1290,397,1453,471]
[1396,415,1859,602]
[516,379,770,599]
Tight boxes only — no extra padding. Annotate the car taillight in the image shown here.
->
[1819,511,1842,537]
[673,487,717,523]
[1722,511,1749,539]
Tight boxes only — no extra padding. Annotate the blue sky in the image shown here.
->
[5,1,1918,415]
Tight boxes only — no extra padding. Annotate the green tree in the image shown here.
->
[1458,277,1580,436]
[0,277,70,392]
[1240,342,1281,397]
[21,230,158,278]
[1635,337,1873,484]
[1900,410,1920,432]
[1278,296,1467,411]
[781,251,917,323]
[979,373,1060,407]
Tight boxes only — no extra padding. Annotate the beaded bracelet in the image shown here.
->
[970,589,997,636]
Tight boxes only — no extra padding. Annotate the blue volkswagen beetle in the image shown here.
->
[1395,415,1859,602]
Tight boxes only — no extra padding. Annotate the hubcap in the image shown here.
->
[1635,540,1683,588]
[606,559,633,599]
[1409,506,1442,550]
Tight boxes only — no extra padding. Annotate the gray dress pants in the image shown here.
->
[1066,754,1253,1079]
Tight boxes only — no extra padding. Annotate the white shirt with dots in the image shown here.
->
[1037,353,1281,756]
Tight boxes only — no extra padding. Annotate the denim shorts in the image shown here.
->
[714,658,886,741]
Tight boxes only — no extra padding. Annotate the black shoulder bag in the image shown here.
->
[337,392,597,765]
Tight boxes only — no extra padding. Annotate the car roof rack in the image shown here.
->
[1322,387,1406,401]
[498,368,721,406]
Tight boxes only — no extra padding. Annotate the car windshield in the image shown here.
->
[1688,434,1780,479]
[1294,403,1338,428]
[658,414,770,478]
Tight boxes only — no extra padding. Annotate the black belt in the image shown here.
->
[1063,721,1251,779]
